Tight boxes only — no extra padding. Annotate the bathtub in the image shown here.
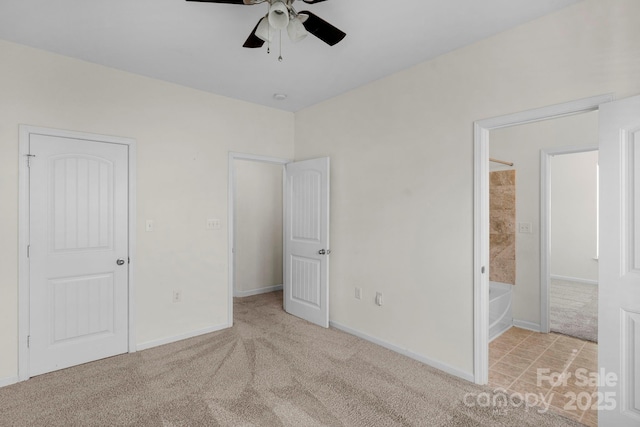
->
[489,281,513,341]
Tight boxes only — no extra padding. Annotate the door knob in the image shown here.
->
[116,259,125,266]
[318,249,331,255]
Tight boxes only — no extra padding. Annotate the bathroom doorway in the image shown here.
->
[488,110,599,336]
[473,95,611,385]
[474,98,606,425]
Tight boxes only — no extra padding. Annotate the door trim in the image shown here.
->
[473,94,612,385]
[18,125,137,381]
[540,145,598,334]
[227,152,290,327]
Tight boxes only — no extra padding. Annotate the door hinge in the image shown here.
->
[27,335,30,348]
[128,257,130,264]
[25,154,36,168]
[27,245,30,258]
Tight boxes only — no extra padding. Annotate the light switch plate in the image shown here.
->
[518,222,532,234]
[207,218,221,230]
[146,220,154,232]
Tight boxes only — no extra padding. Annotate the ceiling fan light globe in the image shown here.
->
[255,16,272,42]
[268,1,289,30]
[287,17,308,43]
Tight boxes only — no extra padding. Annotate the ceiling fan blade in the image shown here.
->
[243,20,266,48]
[299,11,346,46]
[185,0,248,4]
[301,0,330,3]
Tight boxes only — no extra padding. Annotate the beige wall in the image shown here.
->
[550,151,599,282]
[0,40,294,380]
[234,160,283,295]
[294,0,640,376]
[491,112,598,326]
[2,0,639,384]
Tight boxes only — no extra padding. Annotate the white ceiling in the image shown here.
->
[0,0,580,112]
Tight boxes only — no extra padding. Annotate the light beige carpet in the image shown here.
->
[550,279,598,343]
[0,291,582,426]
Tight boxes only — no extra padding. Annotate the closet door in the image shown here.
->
[29,134,129,376]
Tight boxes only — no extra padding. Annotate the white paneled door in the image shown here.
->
[28,134,129,376]
[599,95,640,426]
[284,157,330,328]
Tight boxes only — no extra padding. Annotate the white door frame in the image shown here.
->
[473,94,612,384]
[227,152,290,327]
[18,125,137,381]
[540,145,599,334]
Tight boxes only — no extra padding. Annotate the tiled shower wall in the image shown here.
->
[490,170,516,285]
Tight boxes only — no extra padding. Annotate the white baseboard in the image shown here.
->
[513,319,541,332]
[329,321,474,383]
[234,284,283,298]
[136,323,229,352]
[550,275,598,286]
[0,376,19,389]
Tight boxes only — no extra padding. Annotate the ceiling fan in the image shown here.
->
[186,0,346,50]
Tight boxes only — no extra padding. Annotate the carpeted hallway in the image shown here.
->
[0,291,582,426]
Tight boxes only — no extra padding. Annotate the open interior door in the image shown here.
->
[599,95,640,426]
[284,157,330,328]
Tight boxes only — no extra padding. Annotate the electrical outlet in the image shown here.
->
[375,292,383,306]
[355,287,362,300]
[173,290,182,303]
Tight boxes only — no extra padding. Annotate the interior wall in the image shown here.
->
[0,39,294,381]
[294,0,639,376]
[234,160,283,296]
[550,151,599,282]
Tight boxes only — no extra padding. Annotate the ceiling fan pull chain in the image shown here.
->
[278,30,283,62]
[266,9,271,54]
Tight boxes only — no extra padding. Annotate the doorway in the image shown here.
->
[546,149,599,343]
[486,118,600,423]
[227,153,288,325]
[473,94,612,385]
[18,126,137,380]
[228,153,331,329]
[232,157,285,298]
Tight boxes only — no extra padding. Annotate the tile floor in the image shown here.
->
[489,327,598,426]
